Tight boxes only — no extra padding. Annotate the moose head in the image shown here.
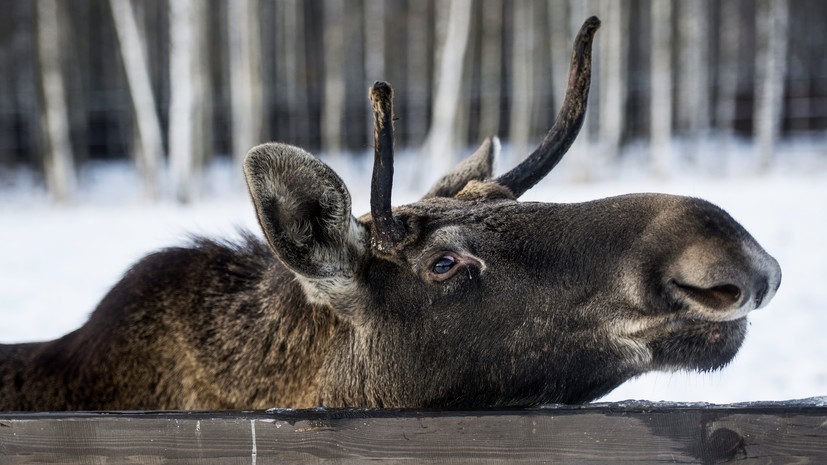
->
[0,17,780,411]
[243,16,781,407]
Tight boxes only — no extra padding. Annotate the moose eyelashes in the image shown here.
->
[426,252,484,283]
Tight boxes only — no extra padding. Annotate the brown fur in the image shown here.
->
[0,17,781,410]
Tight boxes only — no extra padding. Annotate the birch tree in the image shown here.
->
[276,0,309,147]
[716,0,741,136]
[322,0,346,156]
[363,0,385,82]
[677,0,710,161]
[754,0,789,169]
[10,4,42,171]
[0,31,9,166]
[477,0,503,140]
[565,0,594,180]
[227,0,263,173]
[599,0,627,162]
[568,0,592,138]
[109,0,164,200]
[168,0,209,203]
[363,0,385,149]
[422,0,473,172]
[37,0,76,202]
[509,1,537,158]
[455,1,478,149]
[406,0,430,146]
[547,0,570,110]
[650,0,673,175]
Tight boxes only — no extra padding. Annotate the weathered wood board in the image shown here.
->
[0,400,825,464]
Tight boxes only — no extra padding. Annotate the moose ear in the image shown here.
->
[423,136,499,199]
[244,143,368,281]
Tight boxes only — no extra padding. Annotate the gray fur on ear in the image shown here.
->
[243,143,368,281]
[423,136,500,199]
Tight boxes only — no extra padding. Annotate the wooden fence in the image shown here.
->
[1,400,825,464]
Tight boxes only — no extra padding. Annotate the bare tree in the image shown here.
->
[275,0,310,147]
[6,4,42,171]
[599,0,627,162]
[548,0,570,109]
[168,0,210,203]
[509,1,537,158]
[322,0,346,156]
[405,0,430,147]
[36,0,76,202]
[716,0,741,136]
[477,0,503,141]
[650,0,673,175]
[363,0,385,82]
[754,0,789,169]
[564,0,594,181]
[422,0,473,172]
[227,0,263,174]
[677,0,710,162]
[109,0,164,200]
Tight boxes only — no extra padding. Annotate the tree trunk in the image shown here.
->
[650,0,673,176]
[276,0,310,148]
[405,0,430,147]
[169,0,210,203]
[362,0,385,150]
[677,0,710,161]
[599,0,627,162]
[227,0,263,174]
[547,0,570,111]
[36,0,76,202]
[322,0,346,156]
[455,1,478,150]
[422,0,473,172]
[568,0,593,140]
[509,0,536,158]
[566,0,594,181]
[754,0,788,170]
[716,0,741,136]
[477,0,503,141]
[109,0,164,200]
[363,0,385,83]
[9,4,42,171]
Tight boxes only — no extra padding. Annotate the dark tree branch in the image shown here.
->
[495,16,600,197]
[369,81,405,253]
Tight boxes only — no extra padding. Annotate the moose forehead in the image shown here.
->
[367,188,741,247]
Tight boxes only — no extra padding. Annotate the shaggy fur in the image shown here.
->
[0,142,780,411]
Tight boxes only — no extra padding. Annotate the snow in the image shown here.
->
[1,146,825,405]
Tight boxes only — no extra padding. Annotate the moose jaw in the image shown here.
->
[0,17,781,410]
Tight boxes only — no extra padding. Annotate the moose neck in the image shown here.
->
[225,269,350,409]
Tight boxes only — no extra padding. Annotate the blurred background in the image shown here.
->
[1,0,826,403]
[0,0,825,202]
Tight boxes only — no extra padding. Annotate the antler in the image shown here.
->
[369,81,405,253]
[495,16,600,197]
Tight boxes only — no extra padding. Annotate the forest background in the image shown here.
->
[1,0,824,202]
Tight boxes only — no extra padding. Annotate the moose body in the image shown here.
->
[0,18,781,411]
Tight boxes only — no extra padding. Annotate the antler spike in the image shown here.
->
[369,81,405,253]
[495,16,600,197]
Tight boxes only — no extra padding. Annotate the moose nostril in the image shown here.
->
[673,281,743,310]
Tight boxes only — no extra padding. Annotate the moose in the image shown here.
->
[0,17,780,411]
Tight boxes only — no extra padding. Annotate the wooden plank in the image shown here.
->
[0,401,825,464]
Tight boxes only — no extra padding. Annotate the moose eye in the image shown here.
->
[432,255,457,275]
[426,252,483,283]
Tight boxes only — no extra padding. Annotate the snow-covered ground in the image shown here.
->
[1,144,825,404]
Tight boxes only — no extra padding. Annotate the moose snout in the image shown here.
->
[667,241,781,321]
